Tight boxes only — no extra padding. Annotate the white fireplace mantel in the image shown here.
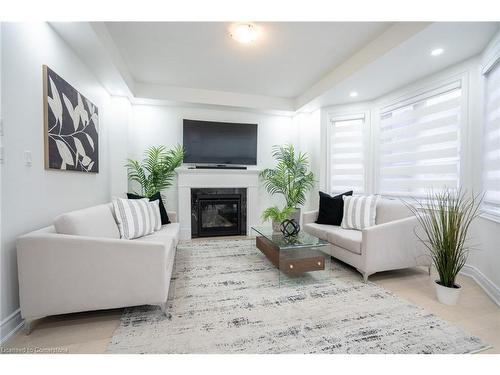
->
[176,166,261,240]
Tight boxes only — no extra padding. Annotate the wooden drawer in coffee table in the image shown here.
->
[256,236,327,275]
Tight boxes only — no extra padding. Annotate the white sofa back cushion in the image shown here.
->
[54,204,120,239]
[375,199,412,225]
[113,198,154,239]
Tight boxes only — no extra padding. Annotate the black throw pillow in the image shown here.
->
[315,190,353,225]
[127,192,170,225]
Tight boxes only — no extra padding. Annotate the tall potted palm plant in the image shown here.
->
[405,189,482,305]
[260,144,315,228]
[126,145,184,197]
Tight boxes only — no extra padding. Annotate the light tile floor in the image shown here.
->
[3,244,499,354]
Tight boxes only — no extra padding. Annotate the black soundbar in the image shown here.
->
[190,165,248,170]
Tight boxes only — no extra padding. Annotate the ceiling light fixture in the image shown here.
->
[430,48,444,56]
[229,23,259,44]
[349,91,358,98]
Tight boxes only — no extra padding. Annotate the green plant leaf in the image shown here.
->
[262,205,295,222]
[403,188,483,288]
[260,144,315,208]
[126,144,184,197]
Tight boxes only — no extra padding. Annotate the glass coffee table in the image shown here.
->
[251,226,331,287]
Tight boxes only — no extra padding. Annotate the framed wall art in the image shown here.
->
[43,65,99,172]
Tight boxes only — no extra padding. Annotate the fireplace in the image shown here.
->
[191,188,247,238]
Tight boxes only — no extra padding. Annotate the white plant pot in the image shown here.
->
[272,220,281,233]
[291,208,301,224]
[435,281,461,305]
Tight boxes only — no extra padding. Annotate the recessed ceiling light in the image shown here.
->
[430,48,444,56]
[229,23,259,44]
[349,91,358,98]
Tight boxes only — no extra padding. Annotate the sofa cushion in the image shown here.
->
[136,223,180,247]
[324,226,362,255]
[112,198,155,240]
[148,200,162,231]
[127,192,170,225]
[316,191,353,226]
[375,198,412,225]
[341,195,378,230]
[54,204,120,239]
[133,229,174,248]
[303,223,331,241]
[158,223,180,246]
[304,223,362,254]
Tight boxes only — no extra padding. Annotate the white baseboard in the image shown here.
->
[461,264,500,307]
[0,308,24,345]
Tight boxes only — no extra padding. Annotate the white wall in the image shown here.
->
[295,110,322,212]
[463,30,500,304]
[0,23,113,335]
[129,104,297,220]
[108,96,131,198]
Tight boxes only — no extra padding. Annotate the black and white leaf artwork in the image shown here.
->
[44,65,99,172]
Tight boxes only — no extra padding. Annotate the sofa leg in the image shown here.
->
[357,269,370,283]
[24,320,33,335]
[160,302,168,317]
[362,273,369,283]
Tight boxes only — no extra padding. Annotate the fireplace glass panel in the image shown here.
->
[191,188,247,238]
[200,201,239,229]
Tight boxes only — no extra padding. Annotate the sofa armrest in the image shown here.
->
[16,232,171,319]
[362,216,429,273]
[168,211,177,223]
[302,210,319,225]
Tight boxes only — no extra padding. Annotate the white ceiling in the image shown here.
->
[52,22,500,113]
[304,22,500,110]
[104,22,392,98]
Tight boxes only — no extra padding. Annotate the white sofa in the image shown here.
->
[16,203,180,332]
[303,198,430,281]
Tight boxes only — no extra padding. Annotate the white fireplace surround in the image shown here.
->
[176,166,261,240]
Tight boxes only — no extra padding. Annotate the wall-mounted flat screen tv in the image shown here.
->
[183,119,258,165]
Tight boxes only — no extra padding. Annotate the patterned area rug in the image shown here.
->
[107,239,488,354]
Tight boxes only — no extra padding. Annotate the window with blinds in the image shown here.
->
[378,82,462,198]
[329,115,365,194]
[483,61,500,216]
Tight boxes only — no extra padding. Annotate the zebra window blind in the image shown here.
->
[378,82,462,198]
[329,115,366,194]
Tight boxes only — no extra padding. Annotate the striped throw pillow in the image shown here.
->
[341,195,379,230]
[148,199,162,231]
[113,198,154,239]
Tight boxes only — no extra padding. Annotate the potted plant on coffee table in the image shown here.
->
[262,206,296,233]
[405,189,482,305]
[260,144,315,224]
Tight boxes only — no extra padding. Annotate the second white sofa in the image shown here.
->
[303,198,430,281]
[16,203,180,332]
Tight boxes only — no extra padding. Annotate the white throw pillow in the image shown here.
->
[112,198,154,239]
[148,199,162,231]
[341,195,379,230]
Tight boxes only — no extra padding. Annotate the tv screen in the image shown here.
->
[183,119,258,165]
